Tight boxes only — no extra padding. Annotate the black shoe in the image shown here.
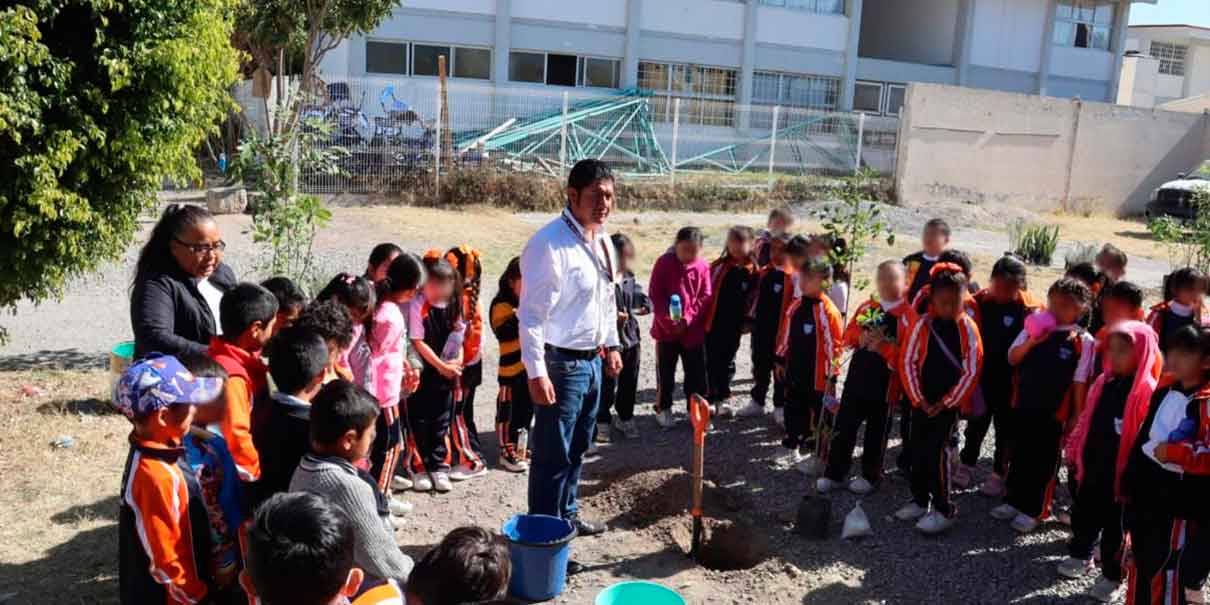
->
[573,518,608,537]
[566,559,586,576]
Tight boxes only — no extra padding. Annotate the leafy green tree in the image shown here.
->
[0,2,240,339]
[1148,187,1210,274]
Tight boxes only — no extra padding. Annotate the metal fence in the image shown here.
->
[233,77,899,194]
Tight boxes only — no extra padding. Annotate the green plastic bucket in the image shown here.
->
[109,341,136,377]
[595,582,685,605]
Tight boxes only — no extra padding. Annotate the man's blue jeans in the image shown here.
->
[528,349,602,520]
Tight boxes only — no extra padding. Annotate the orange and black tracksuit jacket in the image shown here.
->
[973,289,1042,397]
[120,436,212,605]
[900,313,983,415]
[208,338,269,485]
[775,294,844,394]
[705,256,758,335]
[903,251,938,303]
[843,299,918,407]
[748,264,796,357]
[1147,301,1200,354]
[352,579,406,604]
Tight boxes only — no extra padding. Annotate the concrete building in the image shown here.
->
[1120,24,1210,109]
[317,0,1153,121]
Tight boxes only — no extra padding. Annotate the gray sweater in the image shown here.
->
[290,454,414,582]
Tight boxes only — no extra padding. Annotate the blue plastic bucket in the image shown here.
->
[595,581,686,605]
[502,514,577,602]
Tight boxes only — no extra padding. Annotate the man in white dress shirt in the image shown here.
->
[519,160,624,573]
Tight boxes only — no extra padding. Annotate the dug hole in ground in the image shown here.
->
[0,199,1176,604]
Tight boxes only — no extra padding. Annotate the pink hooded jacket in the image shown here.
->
[1064,320,1162,500]
[648,250,712,348]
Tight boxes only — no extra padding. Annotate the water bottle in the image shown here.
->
[517,429,529,460]
[670,294,683,323]
[217,152,228,174]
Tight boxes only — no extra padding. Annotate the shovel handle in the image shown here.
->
[689,394,711,446]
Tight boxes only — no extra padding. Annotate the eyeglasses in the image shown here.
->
[174,238,227,255]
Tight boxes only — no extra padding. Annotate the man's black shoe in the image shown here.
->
[567,559,586,576]
[574,518,608,537]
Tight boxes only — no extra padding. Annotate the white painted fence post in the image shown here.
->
[671,98,681,189]
[560,91,569,177]
[855,111,866,174]
[767,105,781,193]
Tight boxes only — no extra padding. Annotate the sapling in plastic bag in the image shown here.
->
[841,501,872,540]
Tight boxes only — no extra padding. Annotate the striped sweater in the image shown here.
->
[490,292,524,382]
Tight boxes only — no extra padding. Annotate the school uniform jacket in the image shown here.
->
[1153,390,1210,476]
[775,294,844,392]
[911,284,979,319]
[208,337,268,483]
[1011,326,1095,424]
[900,313,984,414]
[704,256,758,333]
[747,265,796,347]
[903,251,938,303]
[120,437,211,605]
[843,299,918,405]
[1147,301,1201,352]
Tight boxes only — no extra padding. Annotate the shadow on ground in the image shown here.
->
[0,349,106,372]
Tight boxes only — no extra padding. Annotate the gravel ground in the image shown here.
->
[1,199,1171,604]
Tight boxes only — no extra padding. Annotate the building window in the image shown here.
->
[758,0,844,15]
[639,61,738,127]
[752,71,840,109]
[366,41,408,75]
[853,82,883,114]
[1054,0,1113,50]
[453,47,491,79]
[507,52,621,88]
[365,42,491,78]
[1151,41,1188,77]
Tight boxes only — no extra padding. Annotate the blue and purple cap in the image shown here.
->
[112,353,225,419]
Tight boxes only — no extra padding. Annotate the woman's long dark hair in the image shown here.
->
[446,246,482,323]
[132,204,215,288]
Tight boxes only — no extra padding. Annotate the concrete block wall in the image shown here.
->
[895,82,1208,215]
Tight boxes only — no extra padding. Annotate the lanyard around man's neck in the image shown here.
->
[561,209,615,283]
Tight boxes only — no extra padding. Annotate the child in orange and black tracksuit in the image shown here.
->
[1121,324,1210,605]
[819,260,915,493]
[898,263,982,534]
[775,259,843,453]
[957,256,1041,495]
[1149,267,1205,355]
[491,257,534,471]
[991,278,1096,534]
[747,233,794,417]
[705,226,758,412]
[445,246,487,479]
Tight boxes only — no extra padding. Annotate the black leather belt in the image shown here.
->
[546,344,599,360]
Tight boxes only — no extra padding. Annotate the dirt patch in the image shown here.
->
[669,518,770,571]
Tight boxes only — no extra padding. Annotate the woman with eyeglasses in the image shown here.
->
[130,204,236,358]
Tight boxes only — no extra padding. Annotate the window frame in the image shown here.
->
[1053,0,1114,51]
[757,0,845,16]
[363,40,493,79]
[507,50,622,89]
[638,60,740,127]
[751,69,841,111]
[365,39,409,76]
[1151,41,1188,77]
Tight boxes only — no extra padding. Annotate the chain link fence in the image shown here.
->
[233,77,899,195]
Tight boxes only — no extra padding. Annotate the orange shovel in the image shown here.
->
[689,394,712,560]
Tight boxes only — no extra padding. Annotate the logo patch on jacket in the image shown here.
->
[1058,347,1074,361]
[1002,315,1014,327]
[774,284,782,293]
[803,324,814,335]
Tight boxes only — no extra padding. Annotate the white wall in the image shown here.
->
[512,0,626,28]
[755,5,848,52]
[640,0,744,40]
[969,0,1047,73]
[859,0,957,66]
[1118,54,1158,107]
[1157,74,1186,99]
[1185,44,1210,98]
[399,0,495,15]
[1050,47,1114,82]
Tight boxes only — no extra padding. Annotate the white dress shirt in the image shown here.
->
[519,208,620,379]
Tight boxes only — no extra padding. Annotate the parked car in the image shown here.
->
[1146,167,1210,220]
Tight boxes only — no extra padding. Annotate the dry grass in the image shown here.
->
[0,370,124,603]
[1043,212,1166,261]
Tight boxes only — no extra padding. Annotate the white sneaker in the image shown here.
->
[655,408,676,428]
[432,472,453,493]
[412,473,433,492]
[595,422,612,443]
[797,456,824,476]
[916,511,955,535]
[448,463,487,481]
[1010,513,1039,533]
[848,477,874,495]
[615,417,639,439]
[391,475,413,492]
[816,477,840,494]
[715,399,736,419]
[773,407,785,426]
[388,497,414,516]
[1056,557,1092,579]
[1087,577,1121,603]
[894,502,928,522]
[736,400,767,417]
[989,503,1020,520]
